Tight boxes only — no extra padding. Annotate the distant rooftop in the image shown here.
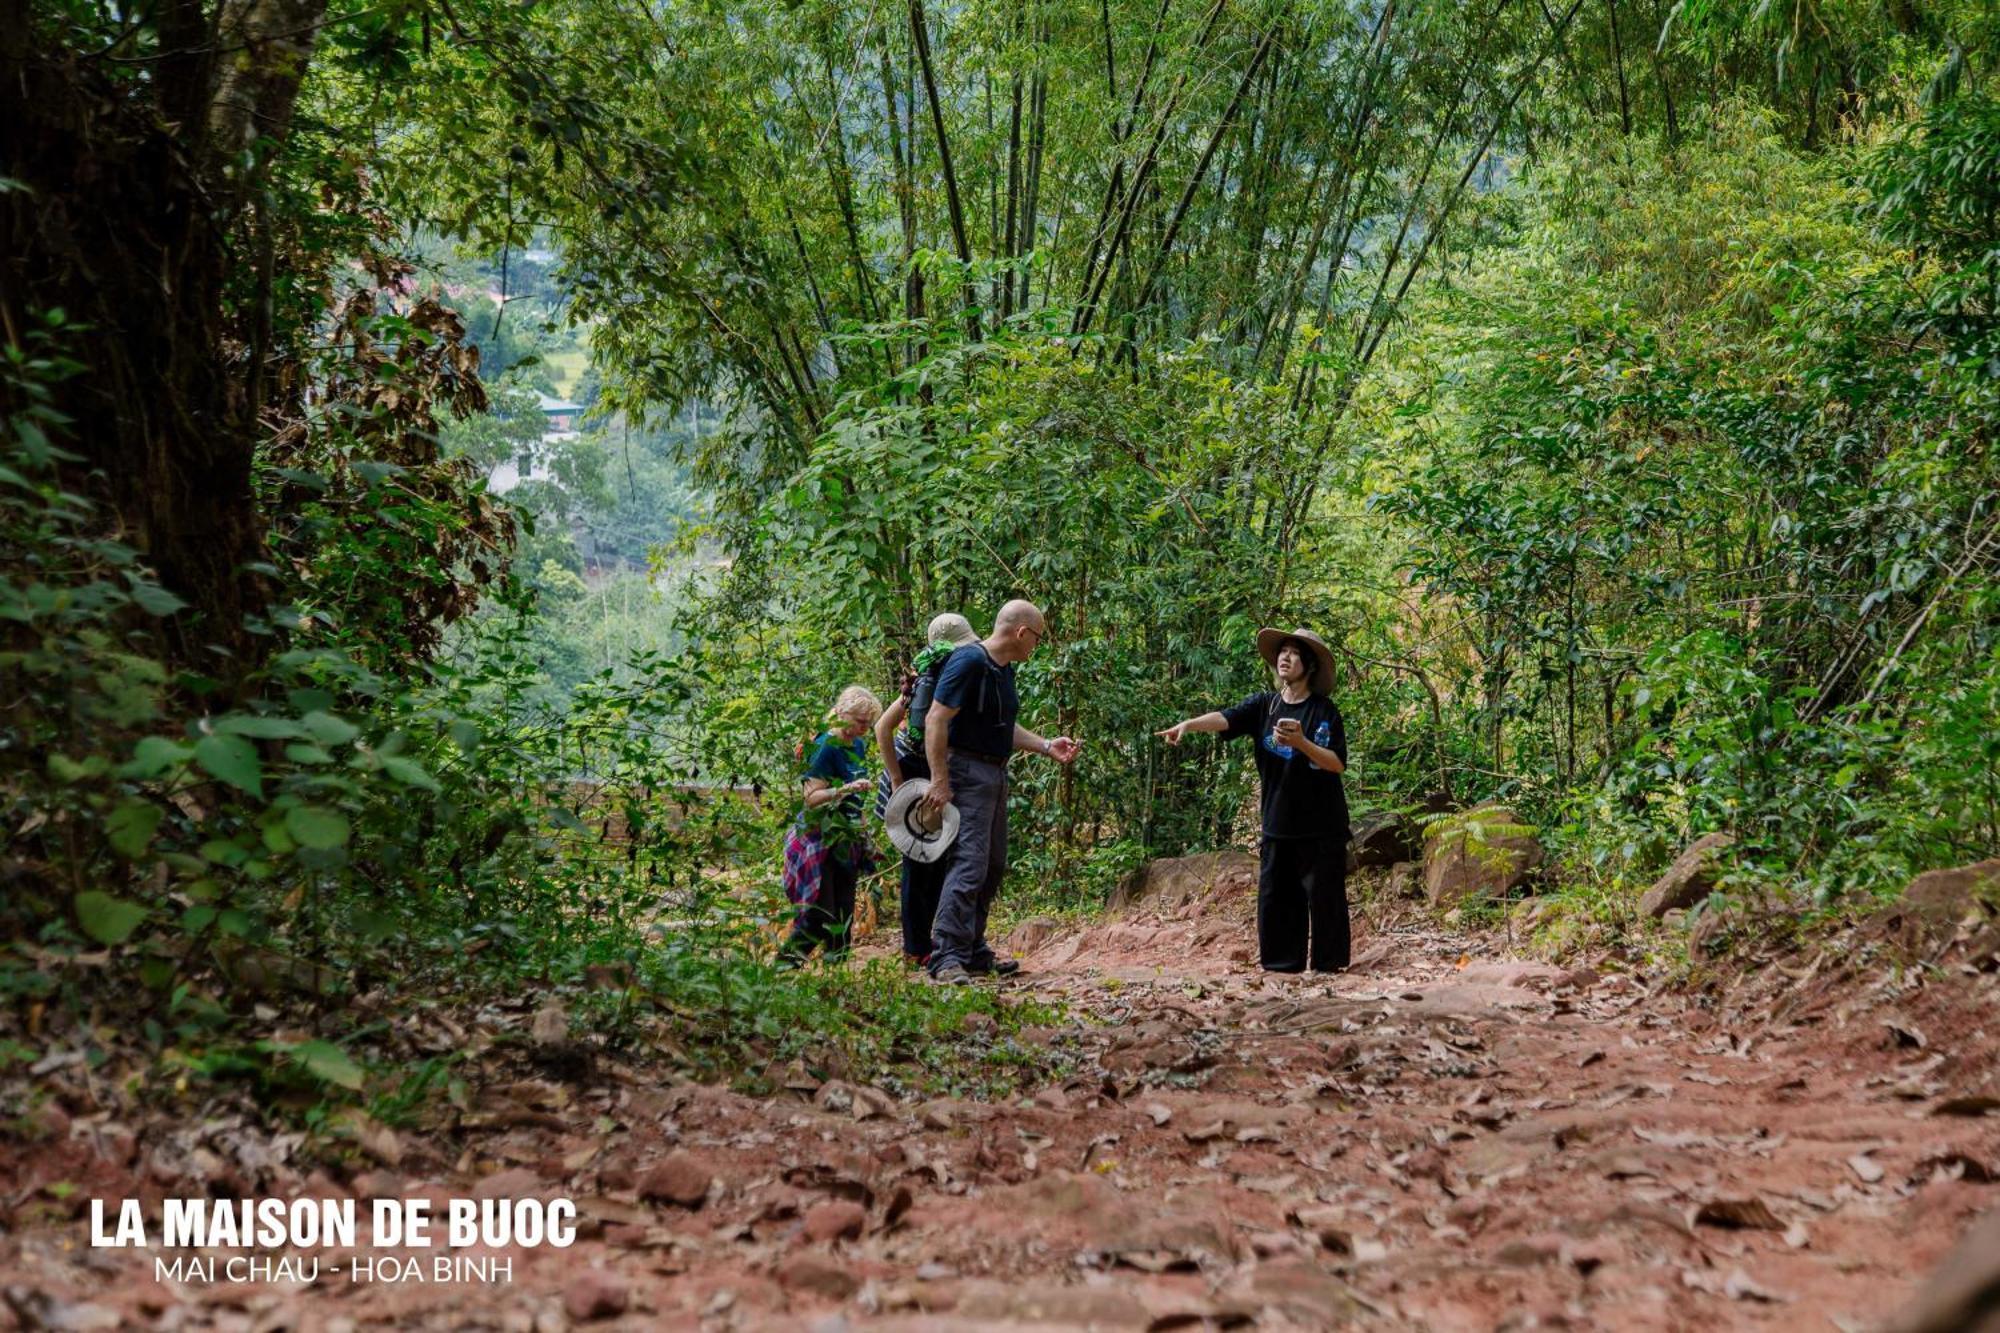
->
[535,392,585,414]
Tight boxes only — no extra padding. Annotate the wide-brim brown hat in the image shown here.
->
[882,777,961,864]
[1256,627,1337,693]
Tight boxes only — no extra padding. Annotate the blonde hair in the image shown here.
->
[831,684,883,725]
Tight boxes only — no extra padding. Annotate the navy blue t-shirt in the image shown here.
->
[929,644,1018,758]
[802,732,868,837]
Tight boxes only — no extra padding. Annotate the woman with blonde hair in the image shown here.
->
[779,684,883,966]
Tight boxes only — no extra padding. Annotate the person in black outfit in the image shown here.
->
[1156,627,1350,972]
[874,611,981,966]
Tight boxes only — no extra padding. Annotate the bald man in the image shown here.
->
[921,600,1080,983]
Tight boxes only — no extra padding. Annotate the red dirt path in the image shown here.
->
[4,872,1997,1331]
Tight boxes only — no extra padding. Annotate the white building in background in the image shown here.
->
[535,391,584,439]
[488,392,587,494]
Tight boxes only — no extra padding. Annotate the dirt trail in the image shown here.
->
[6,870,1998,1331]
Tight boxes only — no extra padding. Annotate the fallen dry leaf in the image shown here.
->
[531,1001,568,1047]
[1913,1151,1997,1184]
[1724,1269,1789,1302]
[1884,1021,1927,1049]
[1932,1095,2000,1118]
[329,1108,403,1168]
[1694,1198,1785,1231]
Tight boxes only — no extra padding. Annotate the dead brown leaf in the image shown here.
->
[1913,1151,1997,1183]
[1693,1197,1784,1231]
[1932,1095,2000,1117]
[329,1108,403,1168]
[531,1001,568,1047]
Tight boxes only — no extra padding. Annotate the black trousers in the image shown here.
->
[781,855,859,964]
[899,853,949,960]
[1258,835,1350,972]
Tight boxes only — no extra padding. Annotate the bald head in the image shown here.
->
[987,600,1047,663]
[994,600,1043,633]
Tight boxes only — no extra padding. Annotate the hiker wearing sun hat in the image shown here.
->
[1156,627,1351,973]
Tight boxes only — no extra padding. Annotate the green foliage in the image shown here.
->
[1370,106,2000,910]
[9,0,2000,1126]
[634,945,1069,1098]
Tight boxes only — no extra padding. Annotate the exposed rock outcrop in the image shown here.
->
[1109,850,1259,914]
[1638,832,1736,918]
[1423,806,1543,907]
[1350,810,1418,869]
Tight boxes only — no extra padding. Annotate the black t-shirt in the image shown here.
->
[1220,691,1349,841]
[930,644,1018,757]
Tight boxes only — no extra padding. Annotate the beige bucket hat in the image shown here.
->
[1256,626,1337,693]
[927,613,979,648]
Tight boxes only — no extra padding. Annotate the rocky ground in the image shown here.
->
[4,858,1998,1331]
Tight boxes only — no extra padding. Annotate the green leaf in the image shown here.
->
[381,757,440,792]
[284,743,335,765]
[288,688,335,714]
[291,1039,365,1091]
[216,715,307,740]
[48,753,106,783]
[302,711,360,746]
[105,801,163,858]
[194,733,262,797]
[261,819,296,855]
[128,581,187,617]
[284,805,350,850]
[120,736,192,779]
[75,890,147,945]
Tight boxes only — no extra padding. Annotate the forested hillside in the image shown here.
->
[2,0,1999,1324]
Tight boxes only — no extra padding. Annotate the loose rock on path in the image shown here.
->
[4,877,1997,1331]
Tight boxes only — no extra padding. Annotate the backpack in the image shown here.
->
[902,641,957,749]
[874,639,957,821]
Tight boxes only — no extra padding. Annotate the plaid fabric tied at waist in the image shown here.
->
[783,821,878,906]
[782,824,829,906]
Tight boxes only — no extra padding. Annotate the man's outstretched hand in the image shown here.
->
[1155,721,1189,746]
[1048,737,1081,764]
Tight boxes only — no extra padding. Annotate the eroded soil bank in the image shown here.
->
[5,868,1997,1331]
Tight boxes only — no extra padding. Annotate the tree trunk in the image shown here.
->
[1002,67,1025,320]
[0,0,326,669]
[1604,0,1632,136]
[910,0,982,342]
[879,39,925,367]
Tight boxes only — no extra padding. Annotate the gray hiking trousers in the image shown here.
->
[929,752,1008,974]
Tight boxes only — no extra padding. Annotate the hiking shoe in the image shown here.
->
[932,964,974,986]
[991,957,1021,977]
